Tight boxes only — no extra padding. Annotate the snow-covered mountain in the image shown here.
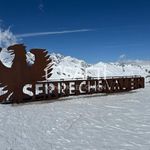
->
[49,53,150,82]
[0,48,150,82]
[50,53,91,80]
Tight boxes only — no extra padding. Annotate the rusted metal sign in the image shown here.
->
[0,44,145,104]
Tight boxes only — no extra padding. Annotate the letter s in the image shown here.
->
[23,84,33,96]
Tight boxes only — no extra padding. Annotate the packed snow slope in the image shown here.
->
[0,84,150,150]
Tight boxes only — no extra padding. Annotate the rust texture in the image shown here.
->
[30,76,144,100]
[0,44,53,103]
[0,44,145,104]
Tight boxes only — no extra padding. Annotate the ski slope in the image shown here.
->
[0,84,149,150]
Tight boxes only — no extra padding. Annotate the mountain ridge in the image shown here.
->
[0,48,150,82]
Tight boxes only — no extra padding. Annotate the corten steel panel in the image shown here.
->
[0,44,53,103]
[0,44,145,104]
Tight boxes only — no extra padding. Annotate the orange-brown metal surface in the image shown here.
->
[0,44,53,103]
[0,44,145,104]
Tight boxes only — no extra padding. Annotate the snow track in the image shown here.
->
[0,85,150,150]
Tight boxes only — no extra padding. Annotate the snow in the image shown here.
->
[0,48,14,67]
[49,53,150,81]
[0,84,150,150]
[50,53,90,80]
[0,47,150,149]
[0,49,150,81]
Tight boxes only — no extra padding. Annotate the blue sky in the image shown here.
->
[0,0,150,63]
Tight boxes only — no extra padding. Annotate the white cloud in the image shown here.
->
[16,29,93,38]
[0,27,17,48]
[0,26,93,48]
[119,54,126,60]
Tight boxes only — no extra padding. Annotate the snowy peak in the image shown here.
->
[49,53,90,80]
[50,55,150,82]
[50,53,90,68]
[50,53,64,64]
